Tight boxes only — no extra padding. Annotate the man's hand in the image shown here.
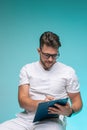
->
[44,95,55,102]
[48,103,72,116]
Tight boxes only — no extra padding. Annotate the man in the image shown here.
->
[0,31,82,130]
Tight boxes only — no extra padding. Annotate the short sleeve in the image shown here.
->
[66,68,80,93]
[19,66,29,86]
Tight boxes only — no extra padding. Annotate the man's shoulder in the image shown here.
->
[21,61,39,70]
[56,62,75,72]
[25,61,38,66]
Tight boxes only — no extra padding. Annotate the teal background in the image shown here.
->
[0,0,87,129]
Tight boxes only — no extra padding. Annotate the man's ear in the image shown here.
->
[37,48,40,54]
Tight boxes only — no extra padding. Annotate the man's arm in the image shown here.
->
[18,84,43,111]
[68,92,83,114]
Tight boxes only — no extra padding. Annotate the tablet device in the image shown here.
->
[33,98,68,122]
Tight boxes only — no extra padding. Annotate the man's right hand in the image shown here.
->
[44,95,55,102]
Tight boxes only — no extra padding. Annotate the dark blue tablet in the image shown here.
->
[33,98,68,122]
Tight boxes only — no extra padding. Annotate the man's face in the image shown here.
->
[38,44,58,70]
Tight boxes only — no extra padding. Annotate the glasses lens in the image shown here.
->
[41,50,59,59]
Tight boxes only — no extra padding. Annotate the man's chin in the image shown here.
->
[44,64,53,70]
[40,60,54,70]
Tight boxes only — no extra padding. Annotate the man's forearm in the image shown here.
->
[71,100,83,113]
[19,96,43,111]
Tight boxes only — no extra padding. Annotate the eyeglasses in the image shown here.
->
[41,50,60,59]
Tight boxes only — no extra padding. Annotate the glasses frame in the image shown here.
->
[40,50,60,59]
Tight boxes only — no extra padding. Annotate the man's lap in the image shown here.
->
[0,117,66,130]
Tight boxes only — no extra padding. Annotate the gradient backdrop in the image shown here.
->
[0,0,87,130]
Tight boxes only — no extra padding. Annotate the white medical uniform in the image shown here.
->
[0,61,80,130]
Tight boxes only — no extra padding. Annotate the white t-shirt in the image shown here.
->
[18,61,79,120]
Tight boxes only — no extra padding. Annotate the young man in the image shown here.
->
[0,31,82,130]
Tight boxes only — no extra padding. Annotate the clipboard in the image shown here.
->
[33,98,68,122]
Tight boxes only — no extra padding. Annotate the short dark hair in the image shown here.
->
[39,31,61,49]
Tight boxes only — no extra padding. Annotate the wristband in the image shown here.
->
[68,108,75,117]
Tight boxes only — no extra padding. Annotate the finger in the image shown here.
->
[48,106,60,112]
[54,104,61,109]
[46,95,55,100]
[48,107,60,114]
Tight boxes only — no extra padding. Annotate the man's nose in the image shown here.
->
[48,56,54,61]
